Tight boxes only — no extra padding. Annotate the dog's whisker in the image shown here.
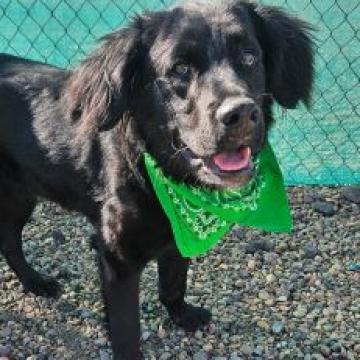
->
[257,92,274,100]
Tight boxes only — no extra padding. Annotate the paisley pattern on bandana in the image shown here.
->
[165,168,264,240]
[144,142,292,257]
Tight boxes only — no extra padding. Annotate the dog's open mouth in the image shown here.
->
[181,145,254,186]
[206,146,252,175]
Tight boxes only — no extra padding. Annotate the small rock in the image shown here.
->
[319,345,330,356]
[312,201,336,216]
[141,331,151,341]
[266,274,276,283]
[0,328,11,338]
[179,351,189,360]
[193,350,208,360]
[159,352,172,360]
[335,312,343,322]
[232,226,247,238]
[311,353,325,360]
[239,270,251,279]
[0,345,11,357]
[245,239,274,253]
[258,290,271,300]
[293,331,307,342]
[343,186,360,204]
[52,229,66,247]
[253,346,263,356]
[304,241,319,259]
[271,321,285,334]
[330,341,343,353]
[348,263,360,271]
[329,262,342,275]
[247,260,257,270]
[46,329,57,338]
[99,349,111,360]
[240,344,253,355]
[157,325,166,339]
[80,309,93,319]
[39,346,48,354]
[202,344,212,352]
[257,319,269,329]
[95,337,107,346]
[230,354,242,360]
[22,337,31,346]
[293,305,308,318]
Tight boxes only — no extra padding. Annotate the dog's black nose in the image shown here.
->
[217,98,260,127]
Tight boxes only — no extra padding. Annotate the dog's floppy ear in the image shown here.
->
[67,22,144,135]
[251,5,315,108]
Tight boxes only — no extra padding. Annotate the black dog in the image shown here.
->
[0,0,313,358]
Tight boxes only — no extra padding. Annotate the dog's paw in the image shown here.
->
[168,302,212,332]
[113,349,143,360]
[23,276,62,298]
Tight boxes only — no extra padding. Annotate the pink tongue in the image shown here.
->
[212,146,251,171]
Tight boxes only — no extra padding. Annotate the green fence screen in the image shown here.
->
[0,0,359,185]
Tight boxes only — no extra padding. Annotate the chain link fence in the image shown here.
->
[0,0,359,185]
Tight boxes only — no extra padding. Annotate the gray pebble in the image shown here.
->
[319,345,330,356]
[52,229,66,247]
[0,345,11,357]
[271,321,285,334]
[141,331,151,341]
[293,331,307,342]
[343,186,360,204]
[193,350,208,360]
[240,344,253,355]
[80,309,93,319]
[232,226,247,238]
[304,241,319,259]
[245,239,274,253]
[253,346,263,356]
[159,352,172,360]
[330,341,343,353]
[311,353,325,360]
[230,354,243,360]
[99,349,111,360]
[0,328,11,338]
[293,305,308,318]
[312,201,336,216]
[45,329,57,338]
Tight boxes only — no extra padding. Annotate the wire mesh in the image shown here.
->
[0,0,359,185]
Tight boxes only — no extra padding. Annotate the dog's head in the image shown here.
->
[69,0,314,189]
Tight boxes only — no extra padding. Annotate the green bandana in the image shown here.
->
[144,142,292,257]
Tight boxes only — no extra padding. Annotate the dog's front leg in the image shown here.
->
[158,247,212,332]
[99,254,142,360]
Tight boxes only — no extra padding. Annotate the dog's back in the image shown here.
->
[0,53,69,136]
[0,54,95,209]
[0,54,67,170]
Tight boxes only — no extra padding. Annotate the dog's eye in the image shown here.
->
[173,63,192,81]
[241,50,257,67]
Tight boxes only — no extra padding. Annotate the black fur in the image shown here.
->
[0,1,314,358]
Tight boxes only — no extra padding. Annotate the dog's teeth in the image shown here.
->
[190,158,203,167]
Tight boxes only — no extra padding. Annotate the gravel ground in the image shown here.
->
[0,186,359,360]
